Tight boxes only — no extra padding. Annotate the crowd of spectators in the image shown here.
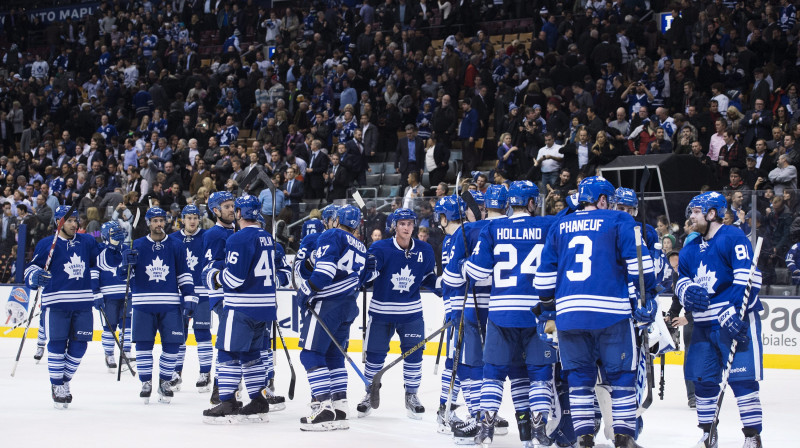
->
[1,0,800,286]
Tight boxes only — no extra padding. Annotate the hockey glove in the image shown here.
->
[719,306,749,346]
[108,227,127,250]
[183,296,198,318]
[93,293,105,311]
[28,269,52,289]
[532,299,557,342]
[683,284,710,313]
[632,292,658,325]
[122,248,138,267]
[364,253,378,283]
[295,280,318,309]
[202,261,224,291]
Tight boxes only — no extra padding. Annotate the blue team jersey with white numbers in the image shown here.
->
[220,226,277,322]
[467,214,555,327]
[440,234,463,318]
[98,242,128,301]
[307,228,367,301]
[172,228,207,298]
[368,237,437,323]
[534,209,656,331]
[294,232,321,282]
[130,235,195,309]
[203,223,235,309]
[25,233,108,308]
[676,225,762,327]
[442,220,495,322]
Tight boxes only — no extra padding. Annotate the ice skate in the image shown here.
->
[695,423,718,448]
[405,392,425,420]
[742,428,762,448]
[578,434,595,447]
[300,400,337,431]
[34,346,45,363]
[267,377,275,392]
[263,386,286,411]
[210,378,220,404]
[104,354,117,372]
[356,391,372,418]
[51,384,69,410]
[332,399,349,430]
[452,415,480,445]
[436,403,463,434]
[63,380,73,404]
[238,388,270,423]
[120,352,135,372]
[531,412,552,446]
[140,380,152,404]
[614,433,643,448]
[196,372,212,392]
[157,379,174,404]
[203,398,241,424]
[475,411,497,447]
[494,414,509,436]
[168,370,182,391]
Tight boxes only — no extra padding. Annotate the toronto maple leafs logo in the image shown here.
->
[390,265,416,293]
[145,256,170,282]
[693,262,717,294]
[186,248,199,271]
[63,253,85,280]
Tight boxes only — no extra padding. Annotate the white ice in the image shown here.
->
[0,337,795,448]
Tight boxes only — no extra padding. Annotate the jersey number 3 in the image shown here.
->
[566,235,593,282]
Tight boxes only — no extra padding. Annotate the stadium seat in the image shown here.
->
[383,173,401,185]
[775,268,790,285]
[421,173,431,189]
[384,152,398,163]
[767,285,797,296]
[382,163,396,174]
[368,163,384,174]
[365,174,382,186]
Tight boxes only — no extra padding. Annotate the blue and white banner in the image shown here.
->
[0,2,101,26]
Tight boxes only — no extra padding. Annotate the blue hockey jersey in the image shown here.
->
[467,213,555,327]
[440,234,462,318]
[98,242,128,301]
[534,209,656,331]
[442,219,495,323]
[130,234,196,309]
[171,228,207,298]
[203,223,235,309]
[368,237,437,323]
[785,243,800,285]
[294,232,321,282]
[219,226,277,322]
[675,225,762,327]
[25,233,109,308]
[307,228,367,301]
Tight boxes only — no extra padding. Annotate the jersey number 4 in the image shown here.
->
[338,249,365,274]
[494,243,543,288]
[227,250,274,286]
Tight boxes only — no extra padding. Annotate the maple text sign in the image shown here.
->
[0,3,101,26]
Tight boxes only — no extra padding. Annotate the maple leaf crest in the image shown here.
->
[186,248,199,271]
[145,256,170,283]
[63,253,85,280]
[693,262,717,294]
[390,265,416,294]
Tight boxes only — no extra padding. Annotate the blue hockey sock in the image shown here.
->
[439,363,460,404]
[695,382,719,427]
[242,356,266,399]
[101,331,115,356]
[364,352,385,388]
[63,341,87,382]
[136,343,154,383]
[122,327,132,353]
[732,381,762,433]
[610,387,637,436]
[329,368,348,397]
[217,357,242,402]
[260,349,273,386]
[480,379,504,413]
[403,359,422,393]
[511,377,531,413]
[37,323,46,348]
[569,386,595,436]
[529,380,552,415]
[159,351,178,382]
[47,340,67,385]
[175,343,186,373]
[197,338,213,373]
[307,367,332,402]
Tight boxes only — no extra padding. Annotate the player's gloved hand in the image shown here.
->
[29,269,52,288]
[683,284,710,312]
[107,227,127,251]
[202,261,224,290]
[532,299,557,342]
[633,292,658,324]
[122,248,138,267]
[719,306,749,346]
[93,293,105,310]
[295,280,317,309]
[363,253,378,282]
[183,296,198,318]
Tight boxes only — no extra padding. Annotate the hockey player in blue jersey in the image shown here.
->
[676,192,764,448]
[534,176,658,448]
[201,196,278,424]
[121,207,197,404]
[25,205,120,409]
[433,195,468,434]
[295,205,367,431]
[356,208,439,420]
[785,243,800,285]
[97,221,131,372]
[467,180,557,448]
[168,205,212,392]
[444,185,517,443]
[294,205,339,284]
[203,191,236,404]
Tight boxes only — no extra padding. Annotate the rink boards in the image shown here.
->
[3,285,799,369]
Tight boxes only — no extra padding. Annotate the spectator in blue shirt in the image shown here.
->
[459,97,480,174]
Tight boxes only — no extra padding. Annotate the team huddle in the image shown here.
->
[22,176,764,448]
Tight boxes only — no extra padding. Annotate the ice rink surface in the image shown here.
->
[0,338,795,448]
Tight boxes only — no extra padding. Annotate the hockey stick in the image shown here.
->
[454,164,484,346]
[369,319,454,409]
[117,232,134,381]
[306,304,369,386]
[262,172,298,399]
[697,237,763,448]
[11,181,91,377]
[659,354,666,400]
[351,190,368,364]
[100,307,136,376]
[637,168,654,411]
[432,316,446,375]
[3,311,40,335]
